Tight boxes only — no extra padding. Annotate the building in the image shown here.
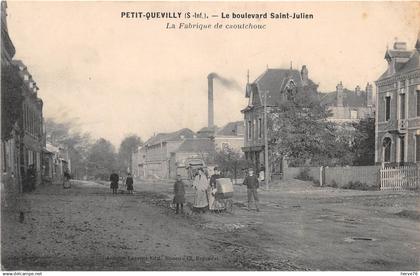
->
[12,60,45,191]
[138,128,195,179]
[241,66,318,175]
[213,121,245,153]
[1,1,21,196]
[375,35,420,165]
[42,143,71,184]
[319,82,375,123]
[1,3,45,194]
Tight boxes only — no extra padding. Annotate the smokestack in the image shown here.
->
[208,74,214,128]
[336,81,344,107]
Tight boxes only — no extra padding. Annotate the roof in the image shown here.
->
[319,89,367,108]
[378,39,420,81]
[176,138,215,153]
[144,128,195,146]
[216,121,244,136]
[248,68,318,106]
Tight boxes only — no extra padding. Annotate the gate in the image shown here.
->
[380,165,420,191]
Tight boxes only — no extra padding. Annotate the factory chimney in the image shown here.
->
[207,74,214,128]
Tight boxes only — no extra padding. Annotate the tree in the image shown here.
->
[352,117,375,166]
[268,88,337,167]
[1,64,23,140]
[87,138,117,180]
[205,145,251,179]
[45,118,92,179]
[118,135,143,173]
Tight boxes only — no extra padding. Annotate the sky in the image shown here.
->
[6,1,420,146]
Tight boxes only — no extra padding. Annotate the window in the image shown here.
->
[416,135,420,162]
[400,94,405,120]
[247,120,252,140]
[385,96,391,121]
[400,136,405,163]
[383,137,392,162]
[258,118,262,138]
[417,90,420,117]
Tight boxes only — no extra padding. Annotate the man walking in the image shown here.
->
[109,171,119,195]
[243,167,260,212]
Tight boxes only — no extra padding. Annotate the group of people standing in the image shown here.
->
[172,166,263,214]
[172,167,223,214]
[109,172,134,194]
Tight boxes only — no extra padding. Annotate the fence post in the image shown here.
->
[320,166,324,187]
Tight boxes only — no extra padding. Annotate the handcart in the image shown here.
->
[212,178,234,213]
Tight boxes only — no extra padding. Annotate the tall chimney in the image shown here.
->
[336,81,344,107]
[207,74,214,128]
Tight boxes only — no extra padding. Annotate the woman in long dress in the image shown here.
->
[192,168,209,213]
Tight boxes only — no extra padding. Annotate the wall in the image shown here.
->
[323,166,380,188]
[283,166,320,182]
[284,165,380,188]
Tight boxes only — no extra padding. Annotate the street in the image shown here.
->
[2,179,419,271]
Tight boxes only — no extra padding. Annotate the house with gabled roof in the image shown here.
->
[375,34,420,165]
[137,128,195,179]
[241,66,318,176]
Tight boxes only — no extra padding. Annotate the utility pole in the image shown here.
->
[263,90,270,189]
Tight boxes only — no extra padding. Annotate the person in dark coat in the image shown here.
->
[243,167,260,212]
[27,164,36,192]
[173,174,186,214]
[126,173,134,194]
[109,172,119,195]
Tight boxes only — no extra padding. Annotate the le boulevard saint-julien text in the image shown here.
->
[120,11,314,20]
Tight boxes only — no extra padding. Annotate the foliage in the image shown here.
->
[342,181,378,191]
[45,118,92,179]
[1,64,23,140]
[268,88,338,167]
[205,145,251,178]
[351,117,375,166]
[87,138,117,180]
[118,134,143,173]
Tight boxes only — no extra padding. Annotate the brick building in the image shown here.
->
[241,66,318,175]
[375,35,420,165]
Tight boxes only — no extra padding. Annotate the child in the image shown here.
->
[126,173,134,194]
[173,174,186,214]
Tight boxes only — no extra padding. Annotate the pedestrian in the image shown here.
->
[63,169,71,189]
[208,167,222,212]
[173,174,186,214]
[243,167,260,212]
[27,164,36,192]
[192,168,209,213]
[126,173,134,194]
[109,171,119,195]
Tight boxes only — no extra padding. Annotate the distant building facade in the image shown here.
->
[241,66,318,175]
[375,36,420,165]
[134,128,195,179]
[320,82,375,123]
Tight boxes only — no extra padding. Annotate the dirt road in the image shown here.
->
[2,179,419,271]
[1,180,296,271]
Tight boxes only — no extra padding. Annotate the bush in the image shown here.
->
[327,180,338,188]
[342,181,378,191]
[295,167,312,181]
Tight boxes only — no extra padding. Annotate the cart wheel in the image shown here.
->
[226,199,233,213]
